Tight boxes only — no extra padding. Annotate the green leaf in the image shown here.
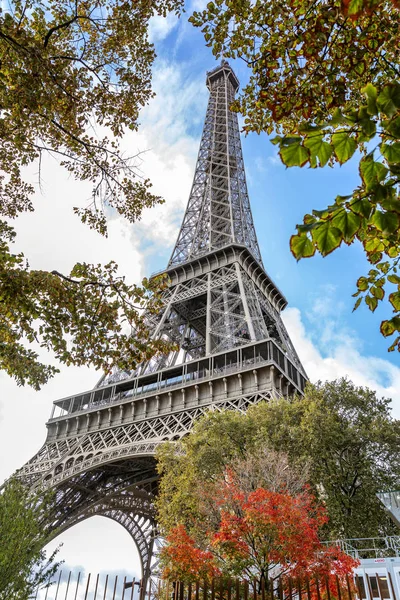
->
[271,135,282,146]
[378,262,390,274]
[353,297,362,311]
[365,295,378,312]
[304,213,317,224]
[298,123,325,133]
[370,210,399,234]
[388,247,400,258]
[358,117,377,142]
[304,134,332,167]
[336,195,352,204]
[331,210,361,243]
[332,132,357,164]
[360,156,388,191]
[388,274,400,284]
[331,109,347,125]
[386,116,400,138]
[365,238,385,253]
[380,196,400,214]
[362,83,378,116]
[381,142,400,163]
[350,197,373,218]
[297,223,317,233]
[377,83,400,118]
[389,164,400,176]
[343,109,358,126]
[346,0,364,16]
[381,316,400,337]
[371,286,385,300]
[279,140,309,167]
[389,292,400,311]
[374,183,394,202]
[389,335,400,351]
[357,276,369,291]
[311,223,342,256]
[290,233,316,259]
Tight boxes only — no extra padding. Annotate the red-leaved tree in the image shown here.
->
[160,469,358,590]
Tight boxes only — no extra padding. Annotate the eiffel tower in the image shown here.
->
[18,62,307,589]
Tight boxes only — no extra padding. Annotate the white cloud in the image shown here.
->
[255,156,267,174]
[118,60,207,253]
[148,12,179,43]
[42,517,142,588]
[267,150,281,166]
[283,306,400,417]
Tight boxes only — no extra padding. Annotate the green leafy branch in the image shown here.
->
[0,220,173,389]
[272,82,400,350]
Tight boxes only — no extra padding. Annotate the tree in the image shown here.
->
[0,478,60,600]
[157,441,310,543]
[189,0,400,350]
[0,0,183,388]
[156,379,400,540]
[258,378,400,539]
[159,465,357,587]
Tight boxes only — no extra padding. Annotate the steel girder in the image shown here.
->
[100,256,305,385]
[20,387,276,488]
[19,387,277,582]
[168,62,262,268]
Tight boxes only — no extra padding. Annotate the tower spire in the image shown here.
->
[169,62,263,268]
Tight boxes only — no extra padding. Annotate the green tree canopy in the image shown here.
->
[256,379,400,538]
[157,379,400,540]
[0,478,59,600]
[190,0,400,350]
[0,0,183,388]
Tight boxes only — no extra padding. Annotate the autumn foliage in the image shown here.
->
[160,471,358,587]
[162,525,221,582]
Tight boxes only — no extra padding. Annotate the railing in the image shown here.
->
[34,573,356,600]
[325,536,400,559]
[49,339,306,421]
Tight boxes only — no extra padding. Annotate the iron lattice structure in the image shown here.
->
[18,62,307,590]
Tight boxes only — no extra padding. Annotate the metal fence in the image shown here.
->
[35,573,357,600]
[153,576,356,600]
[34,571,138,600]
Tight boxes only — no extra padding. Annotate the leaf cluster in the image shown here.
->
[264,379,400,539]
[0,0,187,387]
[159,475,357,586]
[0,0,183,232]
[0,220,173,389]
[272,83,400,349]
[0,477,60,600]
[190,0,399,135]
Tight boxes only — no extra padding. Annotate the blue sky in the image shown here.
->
[1,0,399,584]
